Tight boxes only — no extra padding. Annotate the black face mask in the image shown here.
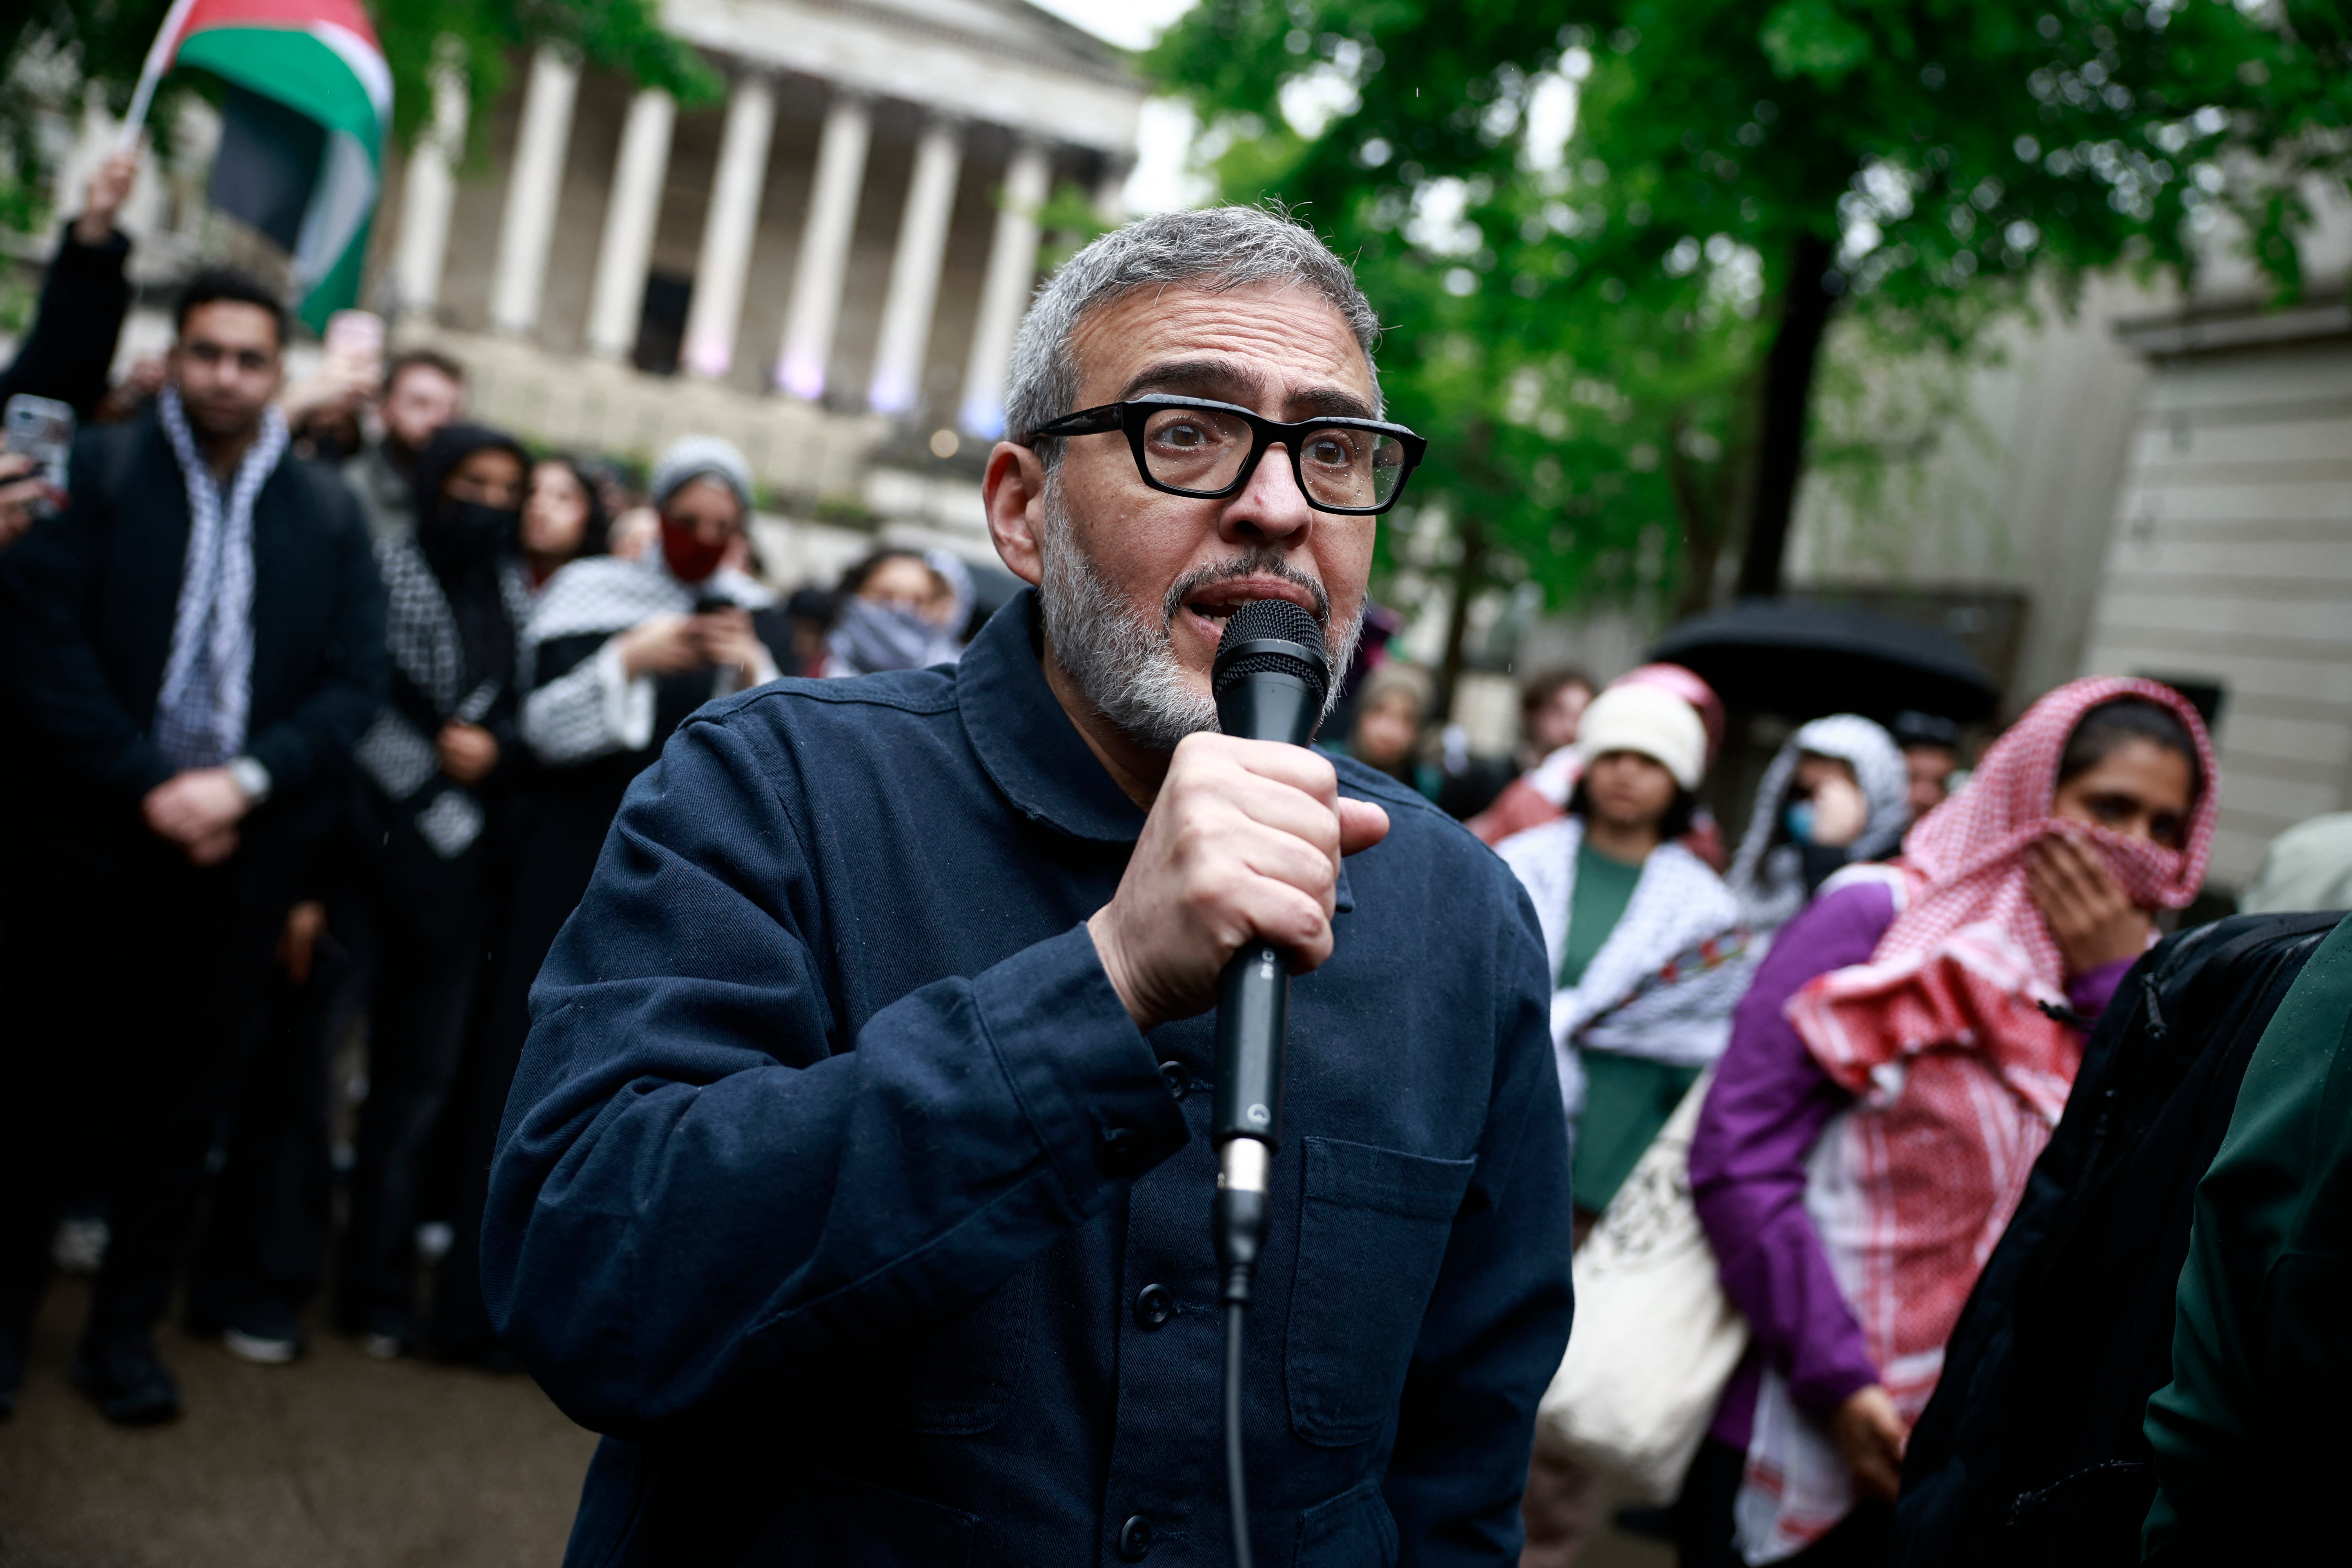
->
[436,497,519,550]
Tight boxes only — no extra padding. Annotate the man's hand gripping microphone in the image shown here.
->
[1207,597,1330,1568]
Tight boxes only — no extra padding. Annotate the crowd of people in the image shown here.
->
[0,161,1000,1422]
[1,167,2348,1568]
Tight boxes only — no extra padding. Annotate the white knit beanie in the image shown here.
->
[649,434,755,512]
[1576,684,1707,790]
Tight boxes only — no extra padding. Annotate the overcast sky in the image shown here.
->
[1025,0,1204,211]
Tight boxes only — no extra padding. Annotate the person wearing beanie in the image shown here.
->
[1496,682,1748,1213]
[1500,681,1750,1563]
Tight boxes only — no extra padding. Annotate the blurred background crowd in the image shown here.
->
[0,0,2348,1563]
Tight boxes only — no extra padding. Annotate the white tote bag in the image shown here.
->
[1535,1069,1749,1504]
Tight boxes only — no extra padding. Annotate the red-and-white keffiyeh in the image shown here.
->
[1734,677,2218,1563]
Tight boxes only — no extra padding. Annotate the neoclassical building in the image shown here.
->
[372,0,1142,526]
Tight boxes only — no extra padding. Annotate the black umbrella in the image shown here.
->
[1649,599,1999,722]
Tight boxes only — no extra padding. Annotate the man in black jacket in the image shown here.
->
[0,269,386,1424]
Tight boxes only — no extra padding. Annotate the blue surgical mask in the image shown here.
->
[1784,801,1818,844]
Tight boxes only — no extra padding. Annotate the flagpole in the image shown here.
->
[118,0,203,151]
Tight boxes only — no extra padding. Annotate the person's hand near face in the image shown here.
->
[1792,754,1869,848]
[979,279,1395,1029]
[2029,736,2196,973]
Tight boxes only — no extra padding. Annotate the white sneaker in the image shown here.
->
[223,1327,300,1365]
[414,1221,455,1263]
[51,1218,109,1274]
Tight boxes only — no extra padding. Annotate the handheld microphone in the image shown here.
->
[1206,596,1330,1568]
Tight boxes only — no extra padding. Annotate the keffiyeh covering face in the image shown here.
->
[1727,714,1911,942]
[1736,677,2219,1563]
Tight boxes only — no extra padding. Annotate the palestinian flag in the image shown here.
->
[154,0,392,330]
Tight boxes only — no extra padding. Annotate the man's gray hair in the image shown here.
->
[1003,205,1382,462]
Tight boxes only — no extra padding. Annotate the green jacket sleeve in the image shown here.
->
[2144,912,2352,1565]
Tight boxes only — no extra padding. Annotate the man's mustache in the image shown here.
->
[1159,552,1331,631]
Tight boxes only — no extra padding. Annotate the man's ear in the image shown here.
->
[983,441,1047,588]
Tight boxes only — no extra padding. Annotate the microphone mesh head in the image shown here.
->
[1211,597,1330,709]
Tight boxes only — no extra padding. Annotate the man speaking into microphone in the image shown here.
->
[485,206,1572,1566]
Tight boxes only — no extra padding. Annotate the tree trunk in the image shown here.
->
[1736,232,1837,600]
[1433,512,1488,725]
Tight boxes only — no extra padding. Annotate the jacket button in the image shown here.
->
[1133,1283,1174,1330]
[1158,1060,1192,1100]
[1095,1126,1144,1179]
[1117,1514,1155,1561]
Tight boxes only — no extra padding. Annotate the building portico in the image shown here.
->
[369,0,1141,519]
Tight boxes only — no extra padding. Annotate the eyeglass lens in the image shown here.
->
[1140,405,1408,510]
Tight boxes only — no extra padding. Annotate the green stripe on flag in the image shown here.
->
[178,27,381,153]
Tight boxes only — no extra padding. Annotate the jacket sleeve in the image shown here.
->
[0,427,173,804]
[482,706,1190,1437]
[1690,882,1893,1419]
[0,225,132,419]
[241,475,387,803]
[1385,875,1575,1566]
[2143,914,2352,1562]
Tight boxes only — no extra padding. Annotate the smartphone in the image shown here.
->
[692,593,732,616]
[4,393,75,515]
[322,309,386,383]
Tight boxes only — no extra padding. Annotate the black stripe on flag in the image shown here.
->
[207,84,325,255]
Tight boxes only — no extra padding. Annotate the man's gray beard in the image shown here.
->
[1034,479,1363,755]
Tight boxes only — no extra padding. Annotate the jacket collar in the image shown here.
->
[959,588,1151,845]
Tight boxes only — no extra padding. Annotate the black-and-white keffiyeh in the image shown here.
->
[353,533,535,859]
[1726,713,1911,945]
[519,551,775,767]
[151,387,289,770]
[1498,814,1751,1121]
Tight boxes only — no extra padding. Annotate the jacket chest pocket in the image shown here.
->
[1285,1136,1477,1448]
[873,1258,1035,1436]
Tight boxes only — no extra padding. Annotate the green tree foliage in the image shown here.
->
[1150,0,2350,701]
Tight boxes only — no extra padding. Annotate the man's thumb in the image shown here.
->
[1338,798,1390,856]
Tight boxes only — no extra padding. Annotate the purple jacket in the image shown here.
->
[1689,879,2132,1448]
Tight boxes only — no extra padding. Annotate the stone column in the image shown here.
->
[775,92,872,401]
[682,73,776,380]
[867,118,965,416]
[958,139,1053,437]
[489,44,580,335]
[586,87,676,359]
[391,40,468,317]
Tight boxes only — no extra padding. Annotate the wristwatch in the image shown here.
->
[226,754,273,806]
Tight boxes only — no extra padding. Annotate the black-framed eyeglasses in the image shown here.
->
[1020,394,1427,516]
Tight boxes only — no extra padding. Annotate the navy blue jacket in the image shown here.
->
[485,591,1573,1567]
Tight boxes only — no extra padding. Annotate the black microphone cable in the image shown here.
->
[1206,598,1330,1568]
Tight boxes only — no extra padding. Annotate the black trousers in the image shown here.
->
[185,907,362,1325]
[333,873,490,1332]
[0,828,297,1347]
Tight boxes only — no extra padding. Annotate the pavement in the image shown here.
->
[0,1277,596,1568]
[0,1276,1673,1568]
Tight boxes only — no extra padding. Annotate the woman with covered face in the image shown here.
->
[337,423,536,1356]
[422,438,786,1363]
[1725,714,1913,953]
[1685,680,2217,1568]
